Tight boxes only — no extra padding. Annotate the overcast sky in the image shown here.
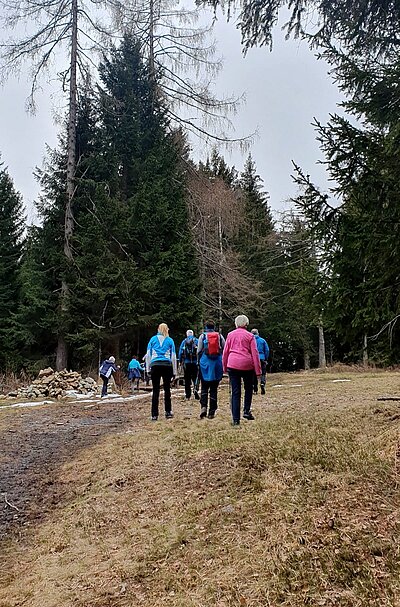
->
[0,4,344,223]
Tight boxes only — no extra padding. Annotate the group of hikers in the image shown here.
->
[99,315,270,426]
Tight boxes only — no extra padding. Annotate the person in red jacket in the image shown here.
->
[222,314,261,425]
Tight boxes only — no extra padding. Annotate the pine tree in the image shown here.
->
[0,160,24,370]
[69,36,202,361]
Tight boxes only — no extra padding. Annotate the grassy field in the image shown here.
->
[0,370,399,606]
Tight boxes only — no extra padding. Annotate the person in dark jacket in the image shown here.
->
[251,328,270,395]
[178,330,199,400]
[197,320,225,419]
[99,356,119,398]
[146,323,177,421]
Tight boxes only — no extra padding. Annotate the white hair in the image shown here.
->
[235,315,249,328]
[186,329,194,337]
[109,356,116,363]
[251,328,259,335]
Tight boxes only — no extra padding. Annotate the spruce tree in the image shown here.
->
[70,36,201,361]
[0,160,24,370]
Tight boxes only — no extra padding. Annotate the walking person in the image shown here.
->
[251,328,270,395]
[146,323,177,421]
[197,320,225,419]
[99,355,120,398]
[223,315,261,425]
[178,330,198,400]
[127,354,142,394]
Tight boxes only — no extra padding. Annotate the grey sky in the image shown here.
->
[0,4,343,221]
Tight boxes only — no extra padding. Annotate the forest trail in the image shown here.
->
[0,370,399,606]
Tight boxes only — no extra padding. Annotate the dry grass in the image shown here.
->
[1,370,400,606]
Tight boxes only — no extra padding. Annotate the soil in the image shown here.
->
[0,396,150,541]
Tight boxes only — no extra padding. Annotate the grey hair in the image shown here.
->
[251,328,259,335]
[186,329,194,337]
[235,315,249,328]
[109,356,116,363]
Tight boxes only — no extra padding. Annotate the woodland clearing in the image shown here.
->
[0,369,399,607]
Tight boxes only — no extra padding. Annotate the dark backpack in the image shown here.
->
[184,337,197,363]
[203,331,222,358]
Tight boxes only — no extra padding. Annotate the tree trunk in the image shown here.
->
[56,0,78,370]
[149,0,156,83]
[318,318,326,369]
[362,333,368,367]
[304,350,310,371]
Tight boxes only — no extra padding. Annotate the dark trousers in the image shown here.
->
[228,368,254,422]
[100,374,109,397]
[253,360,267,391]
[184,362,198,398]
[200,379,219,413]
[151,364,173,417]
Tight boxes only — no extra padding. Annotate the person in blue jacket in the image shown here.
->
[251,328,270,395]
[146,323,177,421]
[127,354,142,393]
[99,356,120,398]
[178,329,199,400]
[197,320,225,419]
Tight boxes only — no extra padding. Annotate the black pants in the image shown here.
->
[184,362,198,398]
[200,379,219,413]
[253,360,267,391]
[228,368,254,422]
[100,374,109,397]
[151,364,173,417]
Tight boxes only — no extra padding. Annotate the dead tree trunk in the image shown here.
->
[362,333,368,367]
[304,349,310,371]
[56,0,78,371]
[318,318,326,369]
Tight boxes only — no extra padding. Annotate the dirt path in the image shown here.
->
[0,395,153,540]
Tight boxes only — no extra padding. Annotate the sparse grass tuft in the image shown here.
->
[0,370,399,606]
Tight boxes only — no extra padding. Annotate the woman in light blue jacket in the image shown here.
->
[146,323,177,421]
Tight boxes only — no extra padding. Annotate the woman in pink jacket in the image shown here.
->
[222,314,262,425]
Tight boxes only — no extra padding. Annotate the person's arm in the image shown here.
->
[170,339,178,376]
[197,334,204,357]
[251,336,262,376]
[146,339,153,373]
[178,339,185,362]
[222,334,230,373]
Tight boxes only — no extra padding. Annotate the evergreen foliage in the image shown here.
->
[0,161,24,369]
[24,36,202,367]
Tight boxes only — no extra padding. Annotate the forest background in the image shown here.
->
[0,0,399,374]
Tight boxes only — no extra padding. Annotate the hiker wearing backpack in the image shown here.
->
[146,323,177,421]
[99,356,120,398]
[178,330,199,400]
[197,320,225,419]
[127,354,142,394]
[251,328,270,395]
[222,315,261,425]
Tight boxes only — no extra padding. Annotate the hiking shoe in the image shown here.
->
[194,390,200,400]
[232,420,240,426]
[253,389,258,395]
[243,411,255,420]
[151,416,158,421]
[261,385,266,395]
[207,412,215,419]
[200,407,207,419]
[165,412,174,419]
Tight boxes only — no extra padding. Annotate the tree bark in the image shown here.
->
[318,318,326,369]
[362,333,368,367]
[149,0,156,83]
[56,0,78,370]
[304,350,310,371]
